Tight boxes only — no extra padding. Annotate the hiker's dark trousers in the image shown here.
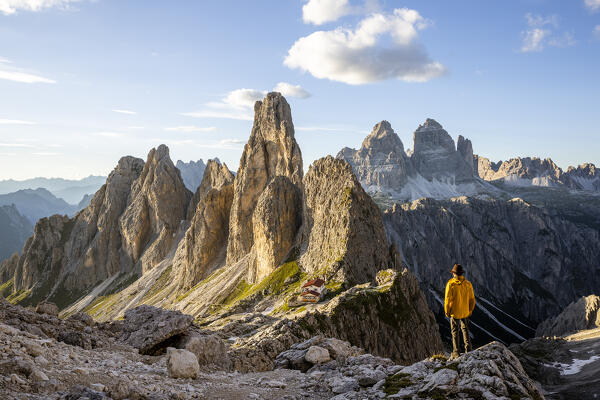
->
[451,317,472,354]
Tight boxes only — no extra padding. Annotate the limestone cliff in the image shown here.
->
[411,119,475,184]
[383,196,600,344]
[173,160,234,289]
[299,156,392,285]
[337,121,416,191]
[120,145,191,274]
[226,92,303,282]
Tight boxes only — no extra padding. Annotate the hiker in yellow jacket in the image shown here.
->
[444,263,476,358]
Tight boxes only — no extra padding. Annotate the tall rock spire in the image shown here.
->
[226,92,303,282]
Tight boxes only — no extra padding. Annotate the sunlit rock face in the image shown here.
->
[119,145,191,274]
[299,156,392,286]
[226,92,303,282]
[173,159,235,289]
[337,120,416,191]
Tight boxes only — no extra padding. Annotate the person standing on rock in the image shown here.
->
[444,263,475,359]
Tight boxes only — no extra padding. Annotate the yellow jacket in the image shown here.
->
[444,276,475,319]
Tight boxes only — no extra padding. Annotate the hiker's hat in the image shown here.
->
[450,264,464,275]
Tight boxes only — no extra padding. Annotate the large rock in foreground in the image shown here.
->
[117,305,193,355]
[382,342,544,400]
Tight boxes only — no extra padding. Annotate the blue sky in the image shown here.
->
[0,0,599,180]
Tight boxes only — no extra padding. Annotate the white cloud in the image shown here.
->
[302,0,353,25]
[520,13,575,52]
[112,109,136,115]
[165,126,217,133]
[594,25,600,38]
[521,28,551,52]
[0,0,81,15]
[0,118,35,125]
[31,151,61,156]
[0,68,56,83]
[274,82,312,99]
[284,8,445,85]
[126,126,145,130]
[0,142,35,147]
[585,0,600,12]
[182,85,310,120]
[92,132,123,138]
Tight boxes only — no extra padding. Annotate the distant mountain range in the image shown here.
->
[338,119,600,203]
[0,205,33,264]
[0,188,80,224]
[0,175,107,205]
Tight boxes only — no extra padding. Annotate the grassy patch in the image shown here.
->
[430,354,448,362]
[83,294,116,316]
[221,279,252,307]
[0,279,13,297]
[7,288,31,304]
[176,268,225,302]
[383,373,412,395]
[142,265,172,302]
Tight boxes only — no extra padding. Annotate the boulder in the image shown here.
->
[35,302,59,316]
[167,348,200,379]
[305,346,331,364]
[118,305,194,355]
[183,334,231,369]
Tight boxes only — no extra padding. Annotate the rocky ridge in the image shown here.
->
[536,294,600,337]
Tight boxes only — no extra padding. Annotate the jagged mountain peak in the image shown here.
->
[359,120,405,154]
[417,118,444,131]
[226,92,303,270]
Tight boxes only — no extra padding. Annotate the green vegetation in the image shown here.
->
[142,265,172,302]
[220,260,306,311]
[433,362,458,373]
[430,354,448,362]
[221,279,252,306]
[83,294,117,315]
[383,373,412,395]
[6,288,31,304]
[0,279,13,297]
[176,268,225,302]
